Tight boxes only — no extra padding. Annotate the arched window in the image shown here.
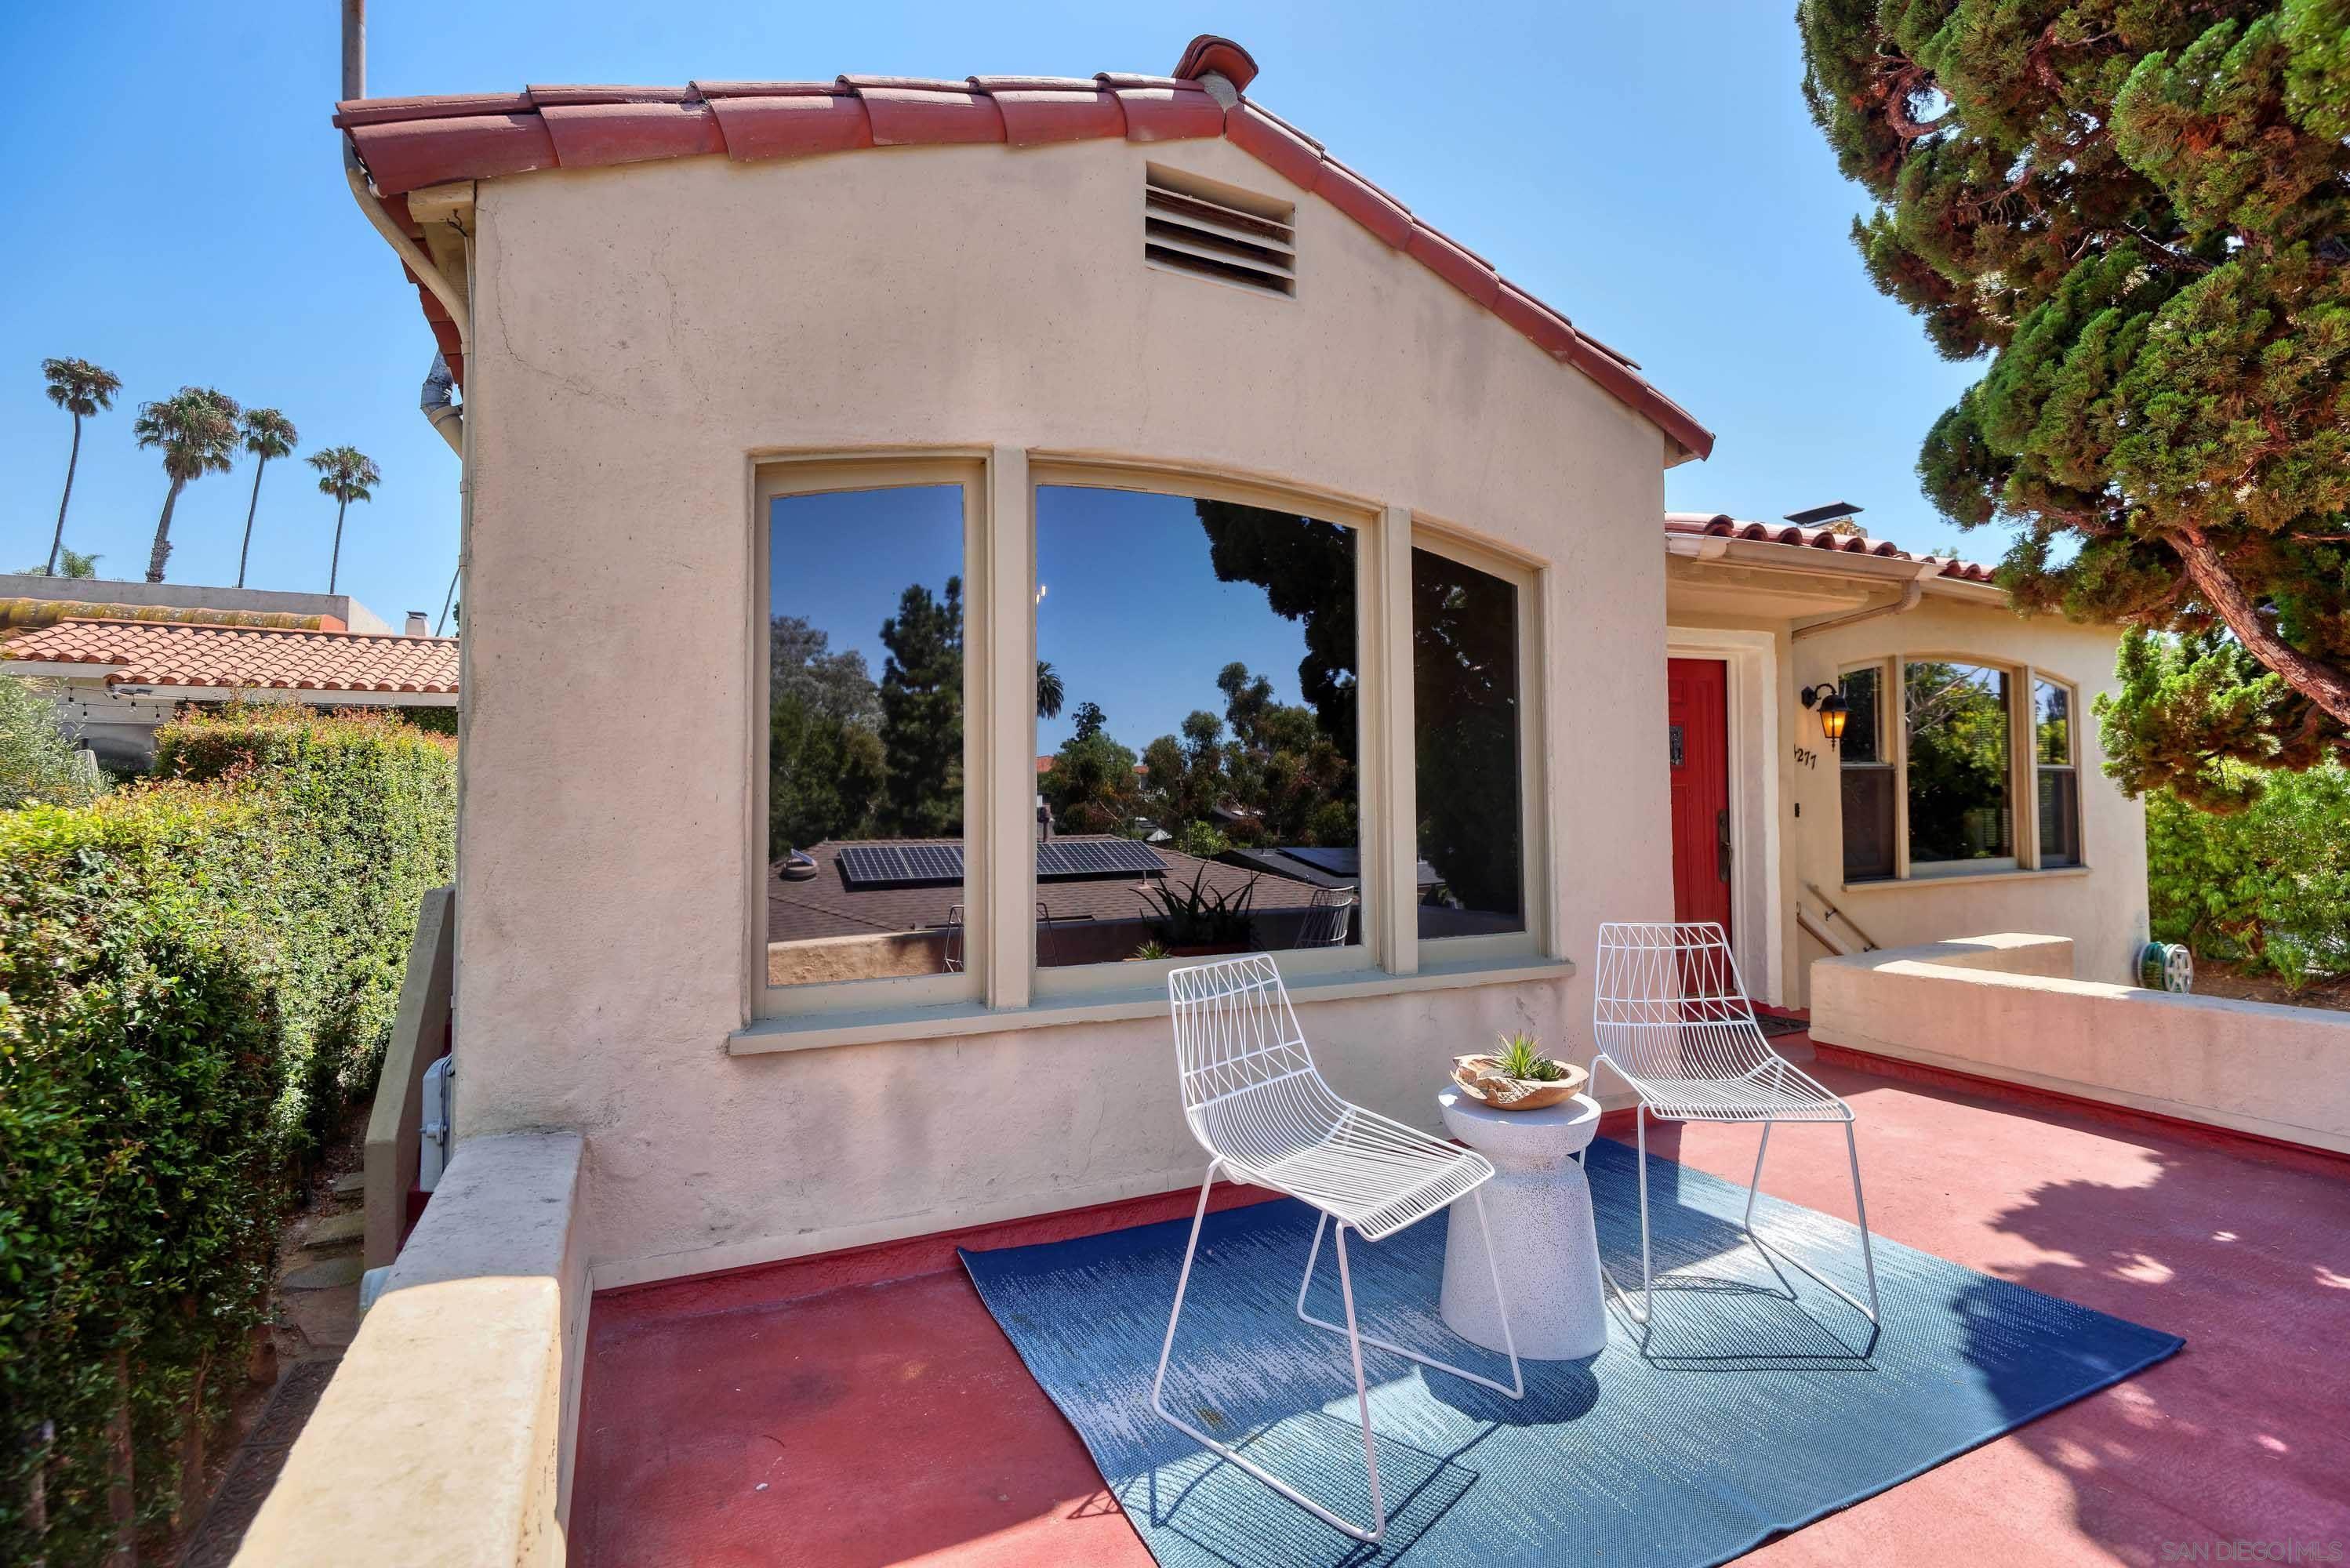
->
[1836,657,2083,883]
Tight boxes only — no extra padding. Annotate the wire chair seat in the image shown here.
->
[1604,1058,1851,1123]
[1222,1104,1493,1243]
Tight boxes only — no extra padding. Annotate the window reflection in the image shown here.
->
[1033,486,1360,967]
[1905,661,2012,866]
[765,485,967,986]
[1412,548,1524,937]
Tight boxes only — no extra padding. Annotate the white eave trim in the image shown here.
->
[1665,535,2008,604]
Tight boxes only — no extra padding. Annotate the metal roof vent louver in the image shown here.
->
[1144,163,1296,298]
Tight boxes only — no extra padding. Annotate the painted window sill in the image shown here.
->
[728,953,1577,1057]
[1840,865,2092,894]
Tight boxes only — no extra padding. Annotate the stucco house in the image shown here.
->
[314,27,2159,1293]
[244,33,2350,1568]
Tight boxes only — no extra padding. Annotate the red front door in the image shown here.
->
[1668,657,1732,935]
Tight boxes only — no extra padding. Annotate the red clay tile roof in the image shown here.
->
[1664,512,1999,584]
[2,619,460,695]
[338,35,1713,461]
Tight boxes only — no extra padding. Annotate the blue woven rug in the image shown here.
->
[960,1137,2183,1566]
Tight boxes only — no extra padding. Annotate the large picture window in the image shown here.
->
[1032,485,1360,971]
[764,481,972,993]
[1411,546,1524,939]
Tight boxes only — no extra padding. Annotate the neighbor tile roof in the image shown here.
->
[336,35,1713,461]
[1665,512,1999,584]
[2,619,459,695]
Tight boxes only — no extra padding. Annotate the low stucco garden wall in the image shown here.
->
[1810,935,2350,1156]
[235,1133,589,1568]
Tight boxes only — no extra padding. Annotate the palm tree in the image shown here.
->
[133,387,242,583]
[18,548,104,579]
[234,408,299,589]
[41,358,122,575]
[1037,660,1065,720]
[307,446,380,593]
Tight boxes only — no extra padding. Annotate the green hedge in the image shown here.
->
[0,708,453,1564]
[2148,763,2350,989]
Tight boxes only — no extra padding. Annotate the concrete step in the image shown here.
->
[281,1254,365,1291]
[303,1210,365,1251]
[332,1171,365,1196]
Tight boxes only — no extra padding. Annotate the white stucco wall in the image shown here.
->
[455,135,1679,1283]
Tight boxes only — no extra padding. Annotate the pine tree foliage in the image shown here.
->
[1798,0,2350,808]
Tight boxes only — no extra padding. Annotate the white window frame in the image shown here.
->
[752,454,993,1022]
[2029,671,2082,869]
[743,449,1559,1028]
[1400,525,1550,968]
[1836,653,2085,887]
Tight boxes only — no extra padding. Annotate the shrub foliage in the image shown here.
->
[0,706,453,1563]
[2148,763,2350,988]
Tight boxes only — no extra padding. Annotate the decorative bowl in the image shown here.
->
[1450,1053,1588,1112]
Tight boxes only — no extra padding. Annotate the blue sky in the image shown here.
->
[2,1,1984,641]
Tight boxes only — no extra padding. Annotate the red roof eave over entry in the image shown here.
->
[336,35,1714,463]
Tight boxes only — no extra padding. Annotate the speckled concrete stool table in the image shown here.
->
[1437,1088,1607,1360]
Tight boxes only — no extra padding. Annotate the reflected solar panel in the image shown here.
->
[1037,839,1167,878]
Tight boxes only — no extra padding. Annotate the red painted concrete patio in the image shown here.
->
[572,1039,2350,1566]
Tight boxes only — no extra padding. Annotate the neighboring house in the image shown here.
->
[325,33,2135,1301]
[1661,507,2146,1008]
[0,576,456,768]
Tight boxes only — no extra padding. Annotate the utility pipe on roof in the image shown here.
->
[1790,559,1943,641]
[340,0,470,361]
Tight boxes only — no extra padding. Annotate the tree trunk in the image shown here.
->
[105,1350,136,1566]
[329,497,347,593]
[22,1418,52,1568]
[236,457,267,589]
[46,415,82,576]
[2174,533,2350,728]
[174,1346,210,1533]
[147,479,183,584]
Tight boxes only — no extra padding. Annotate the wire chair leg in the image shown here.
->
[1331,1224,1388,1544]
[1734,1120,1883,1327]
[1153,1167,1389,1544]
[1594,1102,1656,1327]
[1295,1205,1525,1398]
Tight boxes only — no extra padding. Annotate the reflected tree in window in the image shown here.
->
[876,577,964,837]
[1412,549,1523,932]
[1905,661,2012,863]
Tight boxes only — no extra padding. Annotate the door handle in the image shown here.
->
[1716,808,1732,883]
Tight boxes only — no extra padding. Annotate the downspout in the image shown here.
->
[1790,559,1942,641]
[421,354,462,456]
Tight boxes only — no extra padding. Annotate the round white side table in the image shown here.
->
[1437,1087,1607,1360]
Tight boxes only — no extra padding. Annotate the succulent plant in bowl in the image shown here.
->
[1452,1032,1587,1110]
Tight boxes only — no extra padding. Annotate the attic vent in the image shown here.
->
[1144,164,1295,298]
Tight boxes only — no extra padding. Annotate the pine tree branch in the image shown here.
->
[2174,532,2350,729]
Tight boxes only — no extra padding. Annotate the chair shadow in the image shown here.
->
[1139,1410,1476,1567]
[1583,1131,1883,1370]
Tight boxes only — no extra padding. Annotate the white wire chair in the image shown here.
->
[1153,954,1520,1545]
[1586,920,1880,1330]
[1293,885,1358,949]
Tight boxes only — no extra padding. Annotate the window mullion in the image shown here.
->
[980,446,1035,1008]
[1891,657,1910,880]
[2016,663,2042,870]
[1371,506,1418,975]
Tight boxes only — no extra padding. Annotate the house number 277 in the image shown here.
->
[1792,746,1820,770]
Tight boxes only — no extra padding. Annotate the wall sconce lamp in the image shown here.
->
[1800,683,1850,749]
